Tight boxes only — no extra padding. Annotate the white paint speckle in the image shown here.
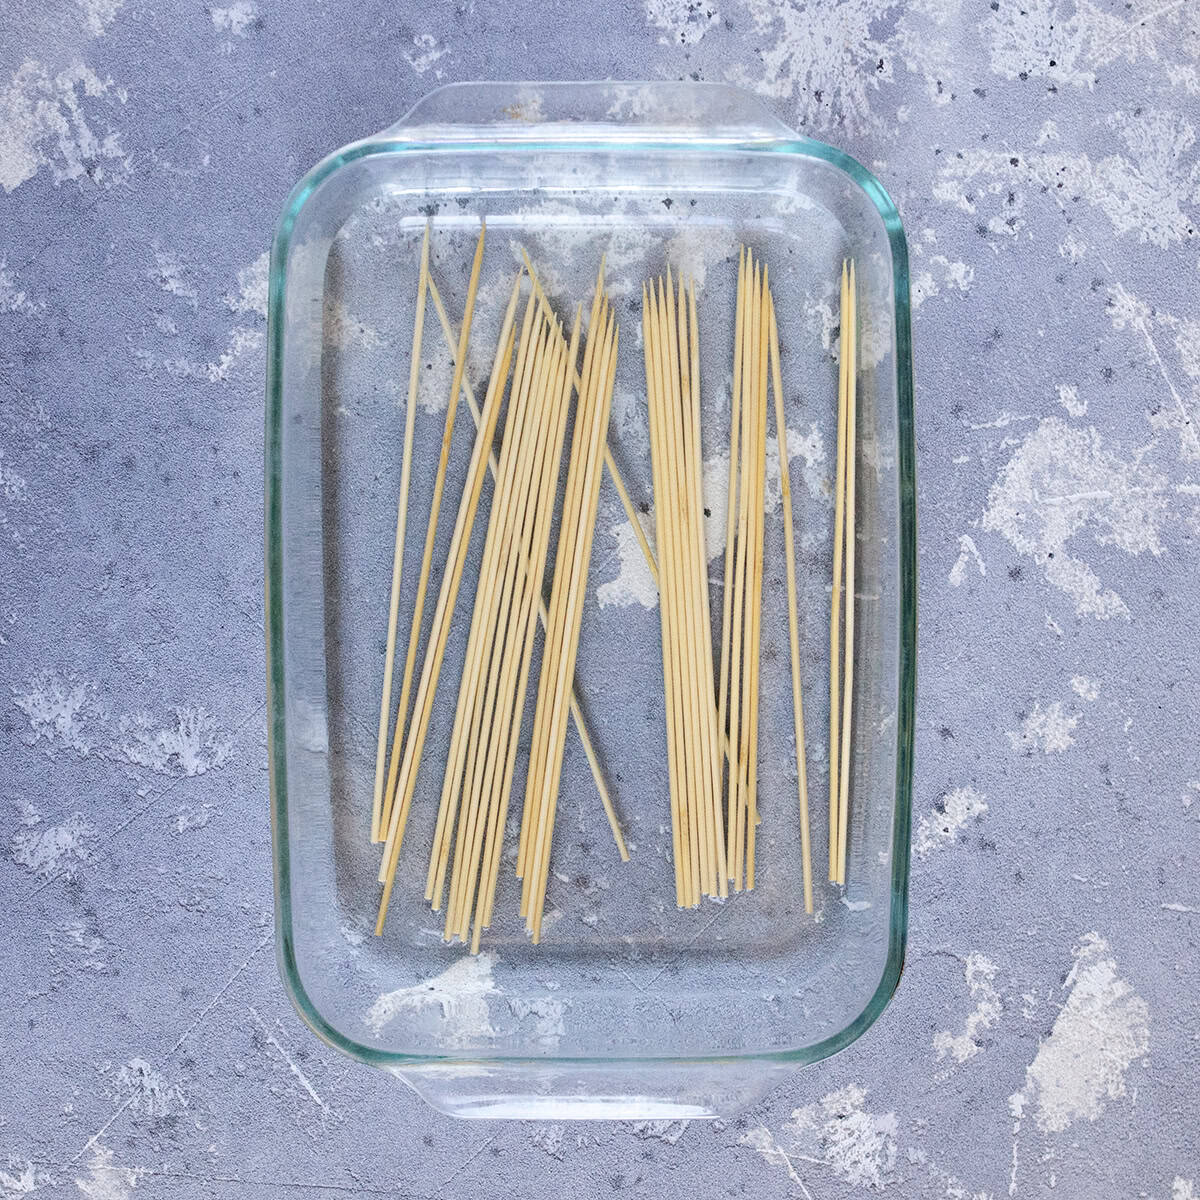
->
[115,1058,187,1117]
[10,812,97,879]
[366,954,498,1045]
[225,250,269,318]
[746,1085,897,1192]
[13,670,99,756]
[164,325,264,383]
[916,786,988,857]
[170,804,215,834]
[1070,675,1100,701]
[0,1158,47,1196]
[1014,932,1149,1133]
[1107,282,1200,463]
[1057,384,1086,417]
[530,1123,565,1159]
[663,226,734,288]
[148,250,198,307]
[1008,701,1079,754]
[404,33,448,76]
[949,533,986,587]
[210,1,259,35]
[0,60,129,193]
[596,517,658,610]
[934,954,1001,1063]
[507,995,567,1048]
[986,0,1191,89]
[75,1143,141,1200]
[0,257,43,315]
[934,108,1200,248]
[1175,1179,1198,1200]
[324,299,383,351]
[118,707,232,777]
[645,0,721,46]
[1059,232,1088,263]
[78,0,125,37]
[912,254,974,308]
[13,670,232,775]
[982,417,1167,619]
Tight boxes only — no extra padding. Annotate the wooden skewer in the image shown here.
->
[375,264,521,934]
[830,260,850,882]
[718,249,746,881]
[655,278,696,906]
[688,278,728,897]
[521,249,659,588]
[644,268,728,906]
[518,268,608,892]
[448,320,563,940]
[745,263,769,890]
[372,221,430,844]
[768,290,813,913]
[522,299,610,917]
[661,273,703,902]
[427,289,545,906]
[523,270,617,939]
[469,309,583,948]
[680,274,724,897]
[836,260,857,886]
[424,273,625,858]
[381,224,486,836]
[529,311,618,941]
[728,258,757,888]
[460,324,565,933]
[644,283,686,908]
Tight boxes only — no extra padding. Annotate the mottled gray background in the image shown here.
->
[2,1,1198,1197]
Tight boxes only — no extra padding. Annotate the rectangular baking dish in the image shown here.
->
[266,81,915,1119]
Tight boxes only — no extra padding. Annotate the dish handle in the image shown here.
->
[390,1057,791,1120]
[378,80,796,144]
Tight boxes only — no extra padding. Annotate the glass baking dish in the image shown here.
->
[266,81,915,1119]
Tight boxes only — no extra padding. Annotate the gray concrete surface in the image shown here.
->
[2,1,1197,1196]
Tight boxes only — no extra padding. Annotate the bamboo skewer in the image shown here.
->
[518,269,607,891]
[728,261,758,888]
[467,312,582,949]
[643,270,726,907]
[424,273,625,858]
[372,222,430,844]
[768,291,813,914]
[375,265,521,934]
[426,287,546,909]
[644,282,686,908]
[381,225,486,836]
[718,250,746,878]
[521,268,618,940]
[523,302,612,920]
[521,250,659,589]
[660,275,701,900]
[447,319,564,942]
[372,233,830,944]
[689,280,727,895]
[678,274,722,897]
[744,264,769,890]
[829,261,850,881]
[658,278,696,905]
[836,261,857,886]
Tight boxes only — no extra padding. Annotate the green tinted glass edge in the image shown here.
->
[265,133,916,1072]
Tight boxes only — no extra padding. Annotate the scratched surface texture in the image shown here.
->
[2,0,1198,1196]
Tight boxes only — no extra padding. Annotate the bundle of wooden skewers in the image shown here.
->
[368,219,858,950]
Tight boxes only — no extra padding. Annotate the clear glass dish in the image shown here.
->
[266,81,915,1119]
